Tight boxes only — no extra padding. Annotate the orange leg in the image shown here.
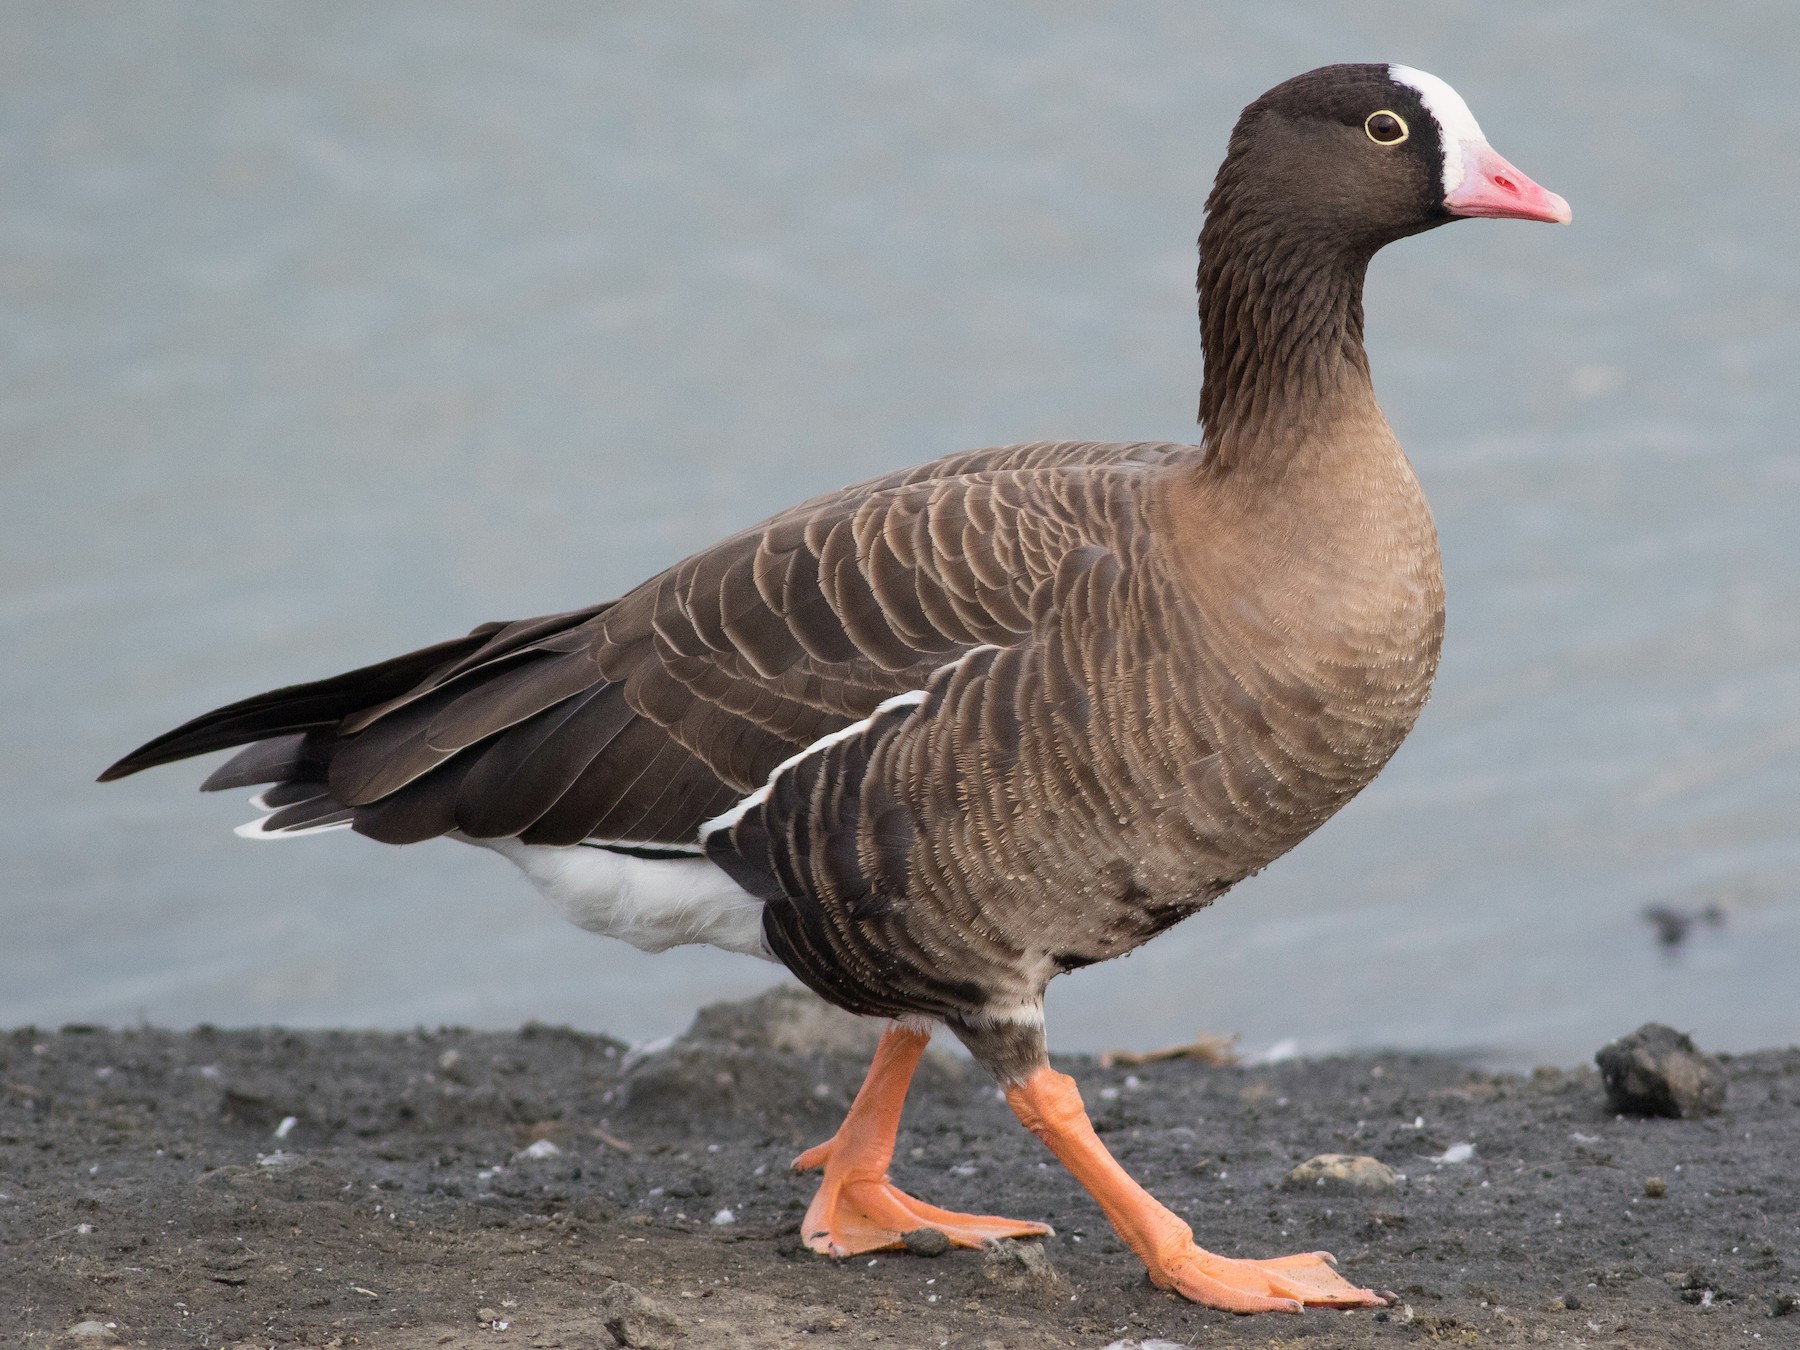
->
[794,1023,1053,1257]
[1006,1067,1390,1314]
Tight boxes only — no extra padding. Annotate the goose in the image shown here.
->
[102,63,1567,1313]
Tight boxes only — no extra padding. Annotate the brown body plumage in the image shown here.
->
[105,62,1567,1311]
[104,411,1440,1071]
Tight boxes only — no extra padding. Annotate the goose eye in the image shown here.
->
[1364,110,1409,145]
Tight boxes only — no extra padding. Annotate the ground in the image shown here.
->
[3,988,1795,1349]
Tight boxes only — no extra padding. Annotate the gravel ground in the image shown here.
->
[3,988,1795,1348]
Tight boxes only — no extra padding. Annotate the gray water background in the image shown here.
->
[4,2,1797,1067]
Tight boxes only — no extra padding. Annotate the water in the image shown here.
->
[4,2,1797,1067]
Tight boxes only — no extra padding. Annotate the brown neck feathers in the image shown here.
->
[1195,182,1380,471]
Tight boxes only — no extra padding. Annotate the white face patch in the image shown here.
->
[1389,64,1487,194]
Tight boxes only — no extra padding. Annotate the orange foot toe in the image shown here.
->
[1154,1245,1391,1314]
[794,1138,1052,1257]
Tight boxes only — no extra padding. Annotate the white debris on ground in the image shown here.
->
[619,1035,676,1073]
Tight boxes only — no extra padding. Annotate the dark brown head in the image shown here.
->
[1208,63,1568,256]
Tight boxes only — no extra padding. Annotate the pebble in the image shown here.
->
[597,1280,683,1350]
[982,1241,1069,1298]
[65,1323,114,1341]
[437,1048,472,1083]
[1595,1023,1726,1118]
[1283,1153,1401,1193]
[1643,1176,1667,1198]
[902,1227,950,1257]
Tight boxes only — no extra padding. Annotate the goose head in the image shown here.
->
[1209,63,1569,256]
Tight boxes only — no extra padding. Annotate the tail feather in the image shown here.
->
[200,733,324,792]
[100,599,636,848]
[97,603,613,785]
[249,779,335,810]
[97,629,502,782]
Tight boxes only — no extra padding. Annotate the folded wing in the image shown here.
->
[101,441,1180,852]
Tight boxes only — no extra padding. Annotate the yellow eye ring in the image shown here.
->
[1365,110,1409,145]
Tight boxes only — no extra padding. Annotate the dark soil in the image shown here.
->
[3,988,1795,1348]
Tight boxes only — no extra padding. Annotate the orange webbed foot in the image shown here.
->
[1149,1243,1391,1313]
[793,1135,1052,1257]
[1004,1064,1389,1315]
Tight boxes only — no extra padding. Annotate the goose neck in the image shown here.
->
[1195,208,1381,472]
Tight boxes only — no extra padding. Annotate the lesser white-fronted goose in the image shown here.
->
[103,64,1567,1312]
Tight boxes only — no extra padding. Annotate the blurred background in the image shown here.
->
[4,1,1796,1066]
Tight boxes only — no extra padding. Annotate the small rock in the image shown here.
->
[1561,1294,1581,1311]
[515,1138,560,1161]
[685,984,880,1057]
[902,1227,950,1257]
[982,1240,1069,1298]
[570,1195,616,1225]
[598,1281,684,1349]
[1643,1176,1666,1198]
[477,1306,500,1323]
[1283,1153,1400,1193]
[1770,1292,1796,1317]
[1595,1023,1726,1118]
[438,1048,472,1083]
[218,1088,284,1128]
[65,1323,114,1342]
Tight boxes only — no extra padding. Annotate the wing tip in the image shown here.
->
[99,741,175,782]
